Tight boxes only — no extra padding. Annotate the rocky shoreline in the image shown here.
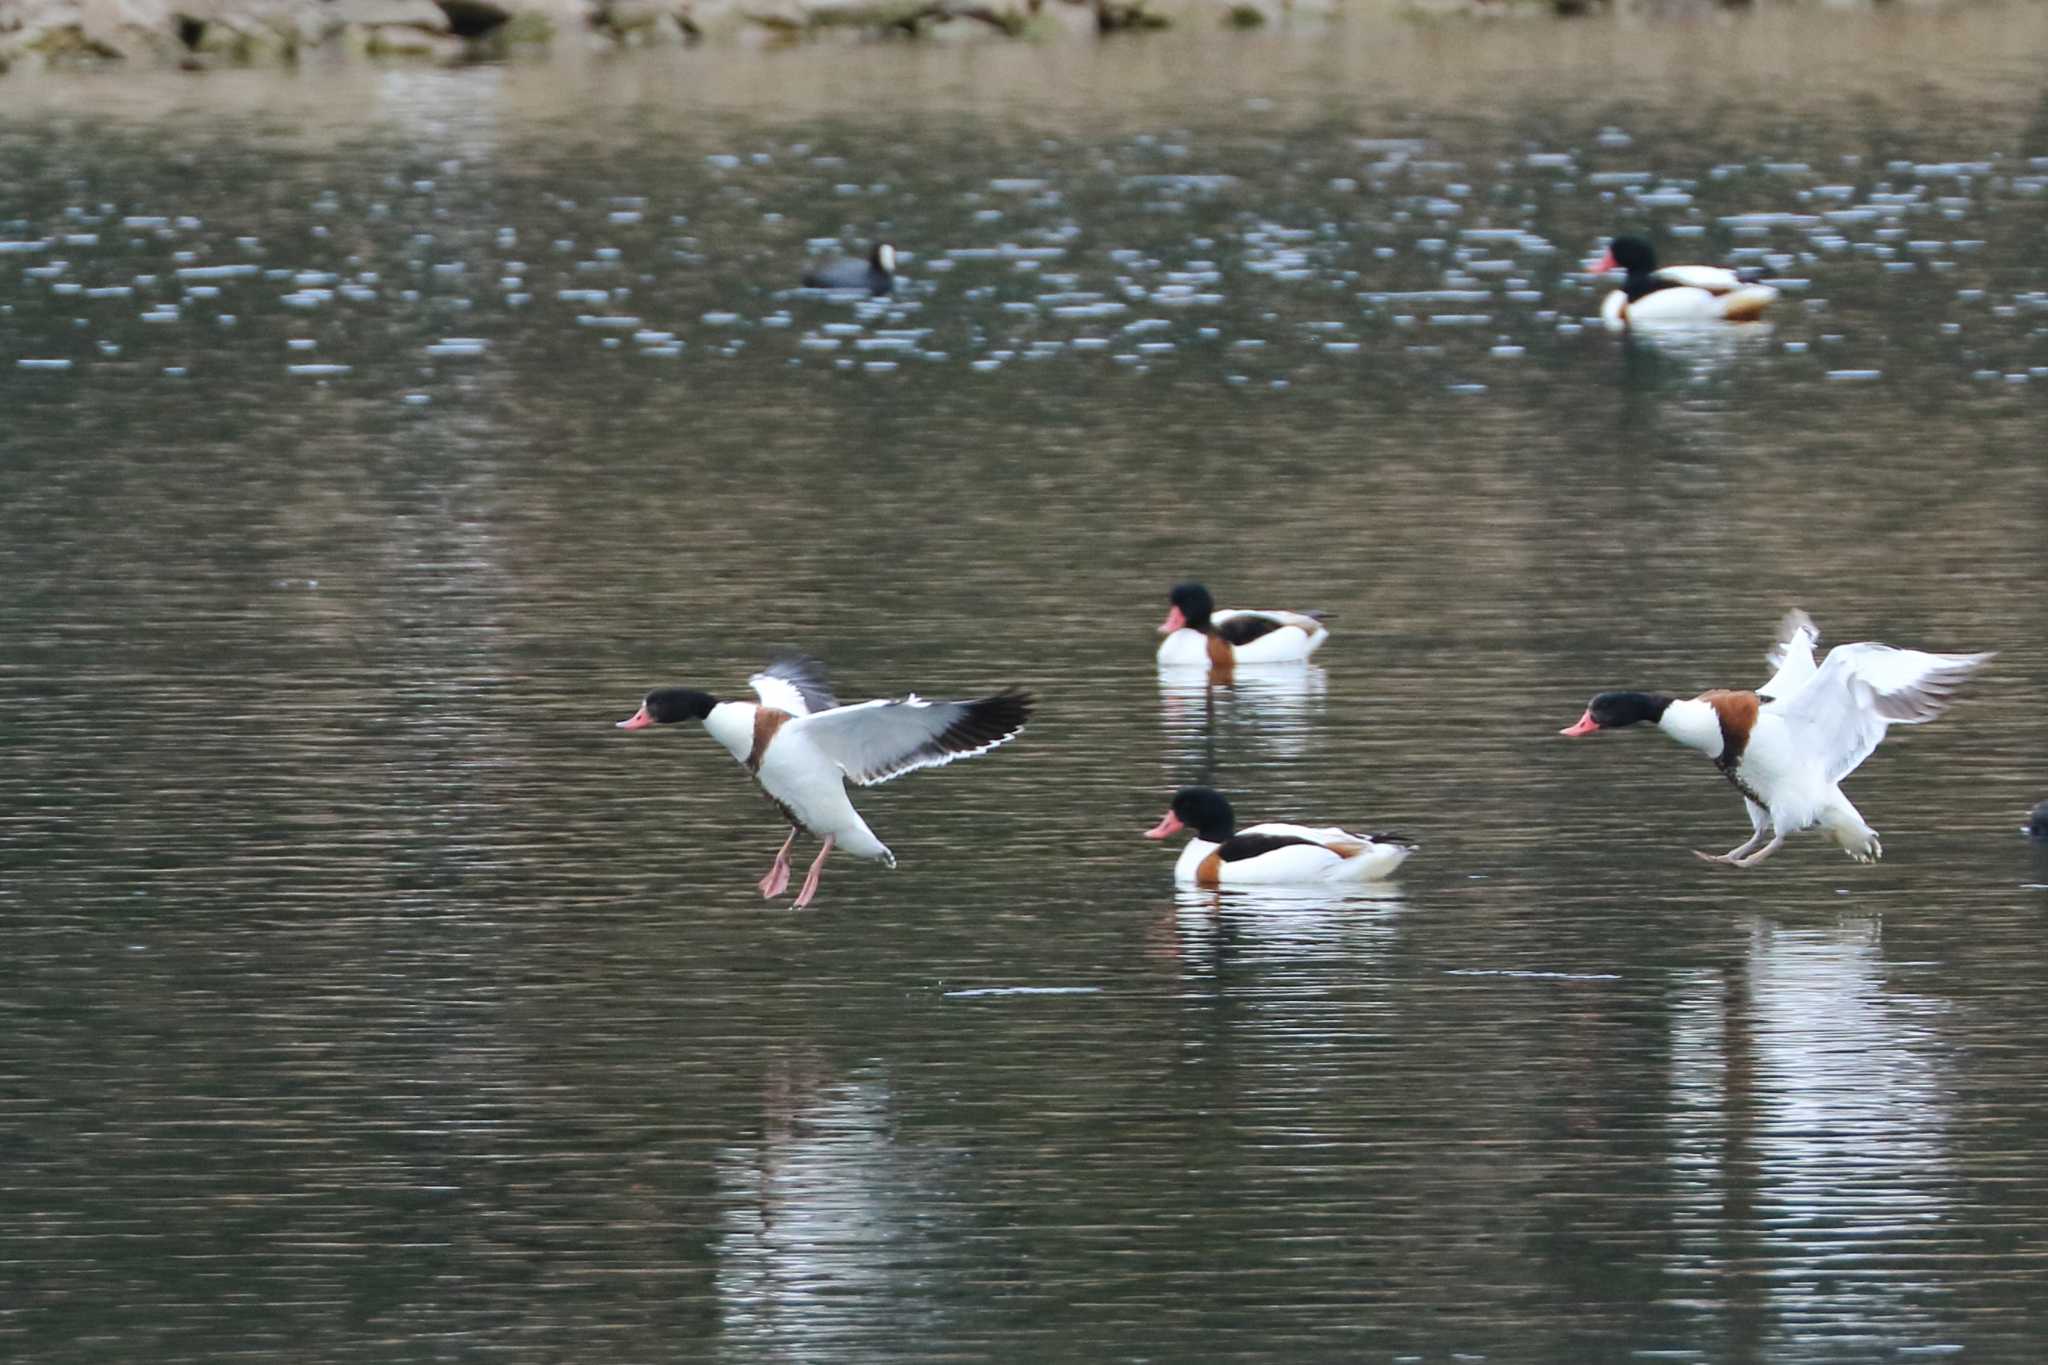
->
[0,0,1977,70]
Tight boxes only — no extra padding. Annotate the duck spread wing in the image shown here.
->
[786,689,1033,786]
[1767,642,1993,783]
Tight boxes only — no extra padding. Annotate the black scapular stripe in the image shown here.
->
[1215,832,1324,863]
[1216,615,1291,647]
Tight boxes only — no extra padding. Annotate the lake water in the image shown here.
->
[4,8,2048,1361]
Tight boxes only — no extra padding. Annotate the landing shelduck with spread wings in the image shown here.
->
[619,654,1032,907]
[1560,611,1991,866]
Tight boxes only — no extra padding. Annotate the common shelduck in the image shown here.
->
[1560,610,1992,866]
[1594,235,1779,329]
[1143,786,1414,886]
[802,242,896,296]
[618,654,1031,907]
[1156,582,1328,679]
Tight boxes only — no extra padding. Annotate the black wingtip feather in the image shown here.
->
[942,688,1034,755]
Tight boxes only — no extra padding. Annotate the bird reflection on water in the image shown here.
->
[1666,917,1956,1351]
[1156,664,1329,779]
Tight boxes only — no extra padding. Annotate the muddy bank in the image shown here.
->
[0,0,1984,71]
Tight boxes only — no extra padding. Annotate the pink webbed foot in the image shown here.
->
[759,829,798,898]
[791,835,834,910]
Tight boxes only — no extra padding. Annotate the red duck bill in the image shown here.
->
[1144,811,1184,839]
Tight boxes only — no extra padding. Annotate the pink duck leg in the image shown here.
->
[758,827,799,898]
[791,835,835,909]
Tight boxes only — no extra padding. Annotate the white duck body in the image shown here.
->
[1654,698,1876,858]
[702,701,894,864]
[1155,610,1330,667]
[1173,821,1412,885]
[1154,627,1210,667]
[1602,266,1780,329]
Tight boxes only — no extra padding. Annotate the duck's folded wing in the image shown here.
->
[1242,821,1413,849]
[1651,265,1745,293]
[1211,609,1326,647]
[1768,642,1993,782]
[1213,831,1330,862]
[750,653,839,717]
[802,261,858,289]
[1215,609,1325,629]
[1758,609,1821,700]
[1238,821,1336,843]
[788,689,1033,785]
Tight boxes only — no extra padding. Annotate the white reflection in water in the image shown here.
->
[1175,882,1405,916]
[1614,320,1780,411]
[1167,882,1405,973]
[713,1065,929,1349]
[1669,917,1953,1342]
[1156,664,1328,776]
[1616,318,1779,355]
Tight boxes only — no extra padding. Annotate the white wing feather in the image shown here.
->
[1766,642,1992,783]
[1758,609,1820,700]
[1241,821,1412,848]
[749,654,839,718]
[1650,265,1746,292]
[785,691,1030,787]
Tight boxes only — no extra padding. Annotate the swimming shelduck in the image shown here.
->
[1143,786,1414,885]
[619,654,1031,907]
[1156,582,1328,679]
[1560,610,1992,866]
[1594,235,1780,329]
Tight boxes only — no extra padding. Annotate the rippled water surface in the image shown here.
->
[5,10,2048,1361]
